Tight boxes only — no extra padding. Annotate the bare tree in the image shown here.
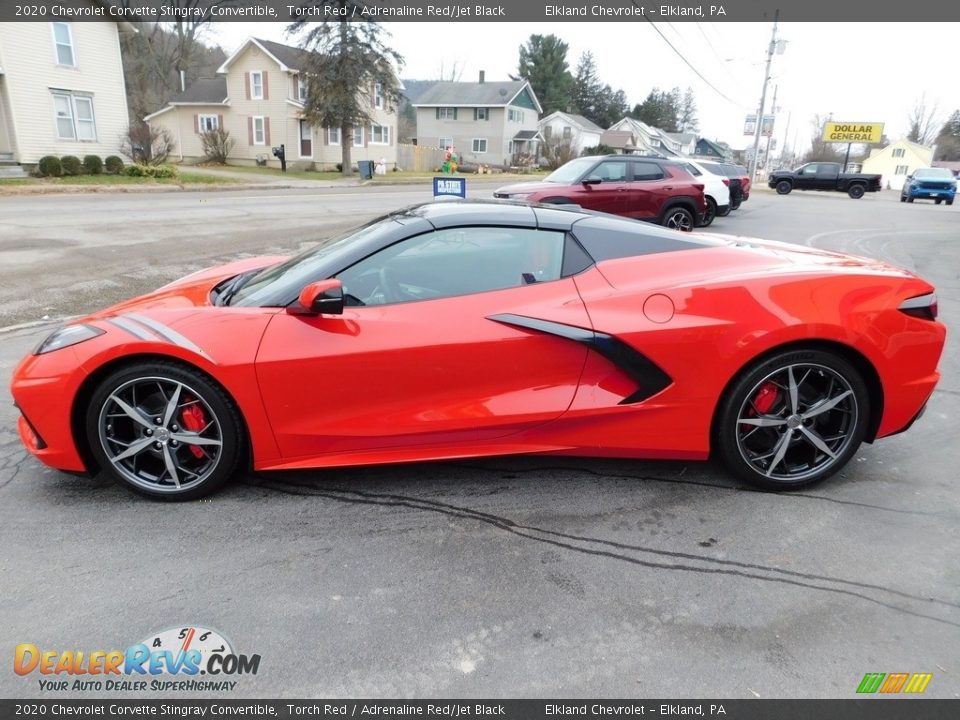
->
[436,61,465,82]
[906,93,940,146]
[120,122,176,165]
[539,135,578,170]
[803,113,842,163]
[200,127,235,164]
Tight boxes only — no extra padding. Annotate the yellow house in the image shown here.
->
[146,37,398,171]
[862,139,934,191]
[0,7,133,168]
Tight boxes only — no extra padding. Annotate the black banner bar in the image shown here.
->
[2,0,960,23]
[1,700,959,719]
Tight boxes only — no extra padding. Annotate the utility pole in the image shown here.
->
[763,84,779,173]
[749,9,779,182]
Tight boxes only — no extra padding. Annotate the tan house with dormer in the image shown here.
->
[146,37,398,171]
[0,8,132,169]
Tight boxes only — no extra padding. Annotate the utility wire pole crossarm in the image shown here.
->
[750,9,779,182]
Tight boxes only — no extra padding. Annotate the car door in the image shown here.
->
[795,163,817,189]
[577,158,630,214]
[255,226,591,459]
[621,160,669,219]
[814,163,840,189]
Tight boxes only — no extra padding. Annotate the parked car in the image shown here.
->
[768,162,883,199]
[494,155,706,231]
[900,168,956,205]
[11,201,945,499]
[696,160,751,209]
[678,160,731,225]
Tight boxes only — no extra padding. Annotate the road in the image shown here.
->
[0,186,958,699]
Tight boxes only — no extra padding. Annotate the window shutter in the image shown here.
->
[389,126,393,146]
[264,117,271,146]
[247,116,253,145]
[323,128,328,146]
[194,114,199,134]
[453,108,458,120]
[473,108,478,121]
[218,114,224,130]
[364,126,369,147]
[262,71,269,100]
[245,72,251,100]
[435,108,440,120]
[292,75,298,100]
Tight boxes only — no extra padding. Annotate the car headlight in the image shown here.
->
[504,193,533,200]
[34,324,105,355]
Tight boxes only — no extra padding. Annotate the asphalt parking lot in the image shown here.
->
[0,185,958,699]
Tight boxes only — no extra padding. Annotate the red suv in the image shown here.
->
[494,155,706,231]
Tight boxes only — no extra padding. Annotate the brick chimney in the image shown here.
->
[479,70,485,84]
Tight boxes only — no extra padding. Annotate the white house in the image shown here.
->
[146,37,399,171]
[0,6,133,168]
[861,138,935,190]
[538,111,603,155]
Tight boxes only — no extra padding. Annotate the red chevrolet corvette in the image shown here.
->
[11,201,944,500]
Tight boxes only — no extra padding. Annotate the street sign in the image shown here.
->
[744,115,775,137]
[433,177,466,198]
[822,122,884,143]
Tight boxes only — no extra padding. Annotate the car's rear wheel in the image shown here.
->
[699,198,717,227]
[948,199,954,206]
[775,180,792,195]
[86,362,242,500]
[716,349,869,490]
[716,203,731,217]
[847,184,866,199]
[661,206,695,232]
[907,196,915,203]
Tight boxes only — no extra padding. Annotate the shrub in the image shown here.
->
[200,127,234,164]
[37,156,62,177]
[82,155,103,175]
[119,122,175,165]
[104,156,124,174]
[335,163,343,173]
[122,163,179,179]
[60,155,83,176]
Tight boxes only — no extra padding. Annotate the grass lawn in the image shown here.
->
[211,164,550,182]
[0,171,244,188]
[205,164,344,181]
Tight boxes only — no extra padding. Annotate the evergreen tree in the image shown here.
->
[516,34,574,117]
[678,87,699,133]
[289,5,403,177]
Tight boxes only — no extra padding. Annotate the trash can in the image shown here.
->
[358,160,374,179]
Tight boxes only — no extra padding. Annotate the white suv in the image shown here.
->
[680,160,731,226]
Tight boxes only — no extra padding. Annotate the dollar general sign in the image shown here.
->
[822,122,885,143]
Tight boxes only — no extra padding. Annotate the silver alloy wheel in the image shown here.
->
[97,376,223,493]
[735,363,858,482]
[665,209,693,232]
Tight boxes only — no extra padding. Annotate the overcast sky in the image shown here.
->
[208,22,959,153]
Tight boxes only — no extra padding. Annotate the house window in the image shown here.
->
[562,126,572,139]
[297,76,307,102]
[52,22,76,67]
[327,127,340,145]
[52,91,96,141]
[198,114,219,132]
[438,137,453,150]
[695,147,701,154]
[543,126,552,139]
[370,124,390,145]
[508,108,525,123]
[895,165,909,175]
[250,72,263,99]
[892,148,905,158]
[252,116,265,145]
[472,138,487,154]
[353,127,364,146]
[437,107,456,120]
[374,83,384,109]
[475,107,488,120]
[507,141,514,154]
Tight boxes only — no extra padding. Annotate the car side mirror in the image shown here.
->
[582,176,602,185]
[293,279,343,316]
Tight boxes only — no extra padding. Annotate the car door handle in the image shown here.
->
[664,186,673,190]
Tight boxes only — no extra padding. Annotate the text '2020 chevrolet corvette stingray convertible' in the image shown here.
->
[11,201,945,499]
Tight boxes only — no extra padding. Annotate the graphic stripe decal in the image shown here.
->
[124,313,210,358]
[106,317,158,341]
[487,313,672,404]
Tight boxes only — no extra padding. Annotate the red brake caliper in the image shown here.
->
[752,381,779,415]
[180,403,207,459]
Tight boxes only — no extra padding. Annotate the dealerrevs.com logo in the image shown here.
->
[14,625,261,692]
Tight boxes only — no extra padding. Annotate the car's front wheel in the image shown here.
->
[86,361,243,500]
[699,198,717,227]
[661,206,695,232]
[716,349,869,490]
[775,180,792,195]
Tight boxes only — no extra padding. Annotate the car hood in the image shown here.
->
[80,255,287,320]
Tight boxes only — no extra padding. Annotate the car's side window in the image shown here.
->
[594,161,628,182]
[337,227,566,307]
[632,161,666,181]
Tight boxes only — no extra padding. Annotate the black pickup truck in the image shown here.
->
[768,162,883,199]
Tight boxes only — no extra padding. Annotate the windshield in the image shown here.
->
[229,217,403,306]
[914,168,955,180]
[544,157,599,183]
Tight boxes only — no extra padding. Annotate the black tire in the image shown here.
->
[715,348,870,491]
[948,199,954,206]
[907,196,914,203]
[716,203,731,217]
[935,199,942,205]
[847,184,865,199]
[660,205,695,232]
[775,180,792,195]
[699,197,717,227]
[900,194,906,203]
[85,361,243,500]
